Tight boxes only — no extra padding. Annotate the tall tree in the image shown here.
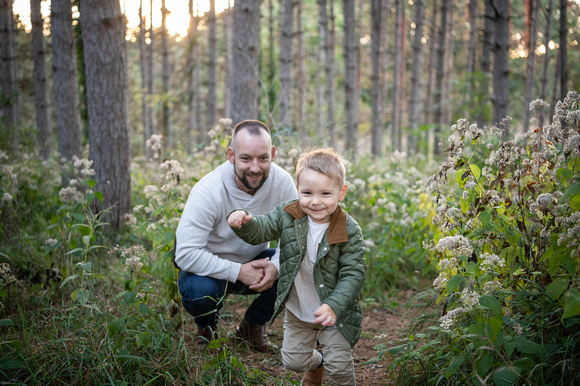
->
[558,0,567,99]
[51,0,83,169]
[223,1,233,120]
[408,0,425,153]
[187,0,202,151]
[478,0,494,127]
[316,1,325,140]
[278,0,294,129]
[371,0,385,157]
[466,0,478,75]
[443,1,454,124]
[391,0,404,150]
[207,0,217,128]
[161,0,172,147]
[296,0,307,144]
[231,0,261,125]
[523,0,539,132]
[31,0,53,159]
[265,0,276,123]
[423,0,438,124]
[139,0,153,159]
[343,0,358,153]
[318,0,337,146]
[491,0,510,136]
[0,0,17,127]
[539,0,553,126]
[80,0,131,228]
[434,0,450,155]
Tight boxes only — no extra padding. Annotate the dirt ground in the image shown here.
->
[186,290,418,385]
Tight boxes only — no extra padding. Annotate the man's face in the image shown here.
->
[227,129,276,195]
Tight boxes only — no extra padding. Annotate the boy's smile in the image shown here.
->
[297,168,347,224]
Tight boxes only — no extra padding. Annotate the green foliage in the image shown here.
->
[386,91,580,384]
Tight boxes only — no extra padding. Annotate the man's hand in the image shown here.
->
[228,210,253,229]
[313,303,337,327]
[248,258,278,292]
[237,260,265,286]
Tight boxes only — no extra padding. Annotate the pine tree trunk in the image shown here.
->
[207,0,217,128]
[434,0,449,154]
[371,0,385,157]
[466,0,478,74]
[318,0,337,146]
[51,0,83,169]
[31,0,53,159]
[296,0,307,145]
[491,0,510,136]
[223,1,233,120]
[423,0,437,124]
[266,0,276,124]
[161,0,171,148]
[523,0,539,132]
[278,0,294,129]
[139,0,153,159]
[443,1,454,125]
[231,0,261,125]
[187,0,201,150]
[539,0,553,126]
[81,0,131,229]
[316,1,325,140]
[559,0,567,99]
[343,0,358,153]
[0,0,18,127]
[391,0,403,150]
[408,0,425,154]
[478,0,493,127]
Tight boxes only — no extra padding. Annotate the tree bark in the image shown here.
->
[391,0,403,151]
[408,0,425,153]
[523,0,539,132]
[231,0,261,126]
[478,0,494,127]
[434,0,449,155]
[443,1,454,125]
[51,0,83,168]
[223,1,233,120]
[161,0,172,148]
[371,0,385,157]
[0,0,17,127]
[139,0,153,159]
[318,0,337,146]
[187,0,201,150]
[423,0,437,124]
[466,0,478,75]
[278,0,294,129]
[539,0,553,126]
[491,0,510,136]
[207,0,217,128]
[81,0,131,229]
[31,0,53,159]
[559,0,567,99]
[343,0,358,153]
[296,0,307,144]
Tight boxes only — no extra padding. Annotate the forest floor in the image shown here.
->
[181,289,421,385]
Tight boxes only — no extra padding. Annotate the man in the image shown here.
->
[174,120,297,352]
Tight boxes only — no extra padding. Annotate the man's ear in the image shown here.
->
[271,145,276,160]
[338,185,348,202]
[227,147,234,164]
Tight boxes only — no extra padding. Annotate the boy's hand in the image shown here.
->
[313,303,337,327]
[228,210,253,228]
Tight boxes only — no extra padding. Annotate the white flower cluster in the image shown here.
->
[0,263,16,283]
[460,288,480,311]
[2,192,12,203]
[480,253,505,273]
[433,272,448,290]
[483,280,502,294]
[146,134,163,159]
[143,185,159,199]
[536,193,554,210]
[563,134,580,154]
[72,155,95,177]
[45,238,58,246]
[123,213,137,225]
[59,186,83,203]
[125,256,143,271]
[440,307,464,330]
[438,257,458,270]
[433,235,473,257]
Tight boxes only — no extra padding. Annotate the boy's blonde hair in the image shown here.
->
[295,148,346,187]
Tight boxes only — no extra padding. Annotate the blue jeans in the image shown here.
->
[178,249,278,329]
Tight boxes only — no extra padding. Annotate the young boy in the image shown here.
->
[228,148,365,385]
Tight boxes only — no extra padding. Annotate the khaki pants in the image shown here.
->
[281,310,356,385]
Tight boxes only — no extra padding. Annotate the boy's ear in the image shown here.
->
[338,185,348,202]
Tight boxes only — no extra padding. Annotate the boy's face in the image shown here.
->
[297,168,347,224]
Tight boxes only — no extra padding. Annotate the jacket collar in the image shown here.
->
[283,200,349,245]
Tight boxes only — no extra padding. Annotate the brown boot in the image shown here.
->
[235,318,275,353]
[196,325,217,350]
[302,366,325,386]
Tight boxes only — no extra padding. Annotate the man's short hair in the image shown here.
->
[296,148,346,187]
[231,120,271,150]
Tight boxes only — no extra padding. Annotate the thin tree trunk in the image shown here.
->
[478,0,494,127]
[161,0,171,148]
[467,0,478,74]
[139,0,153,159]
[434,0,449,155]
[539,0,553,126]
[207,0,217,128]
[491,0,510,136]
[316,1,325,140]
[343,0,358,153]
[408,0,425,154]
[391,0,403,150]
[31,0,53,159]
[550,50,560,120]
[318,0,337,146]
[296,0,307,145]
[278,0,294,129]
[443,2,454,125]
[559,0,567,99]
[51,0,83,171]
[0,0,17,127]
[231,0,261,125]
[523,0,539,132]
[265,0,276,125]
[81,0,131,229]
[224,1,233,120]
[148,0,155,133]
[371,0,385,157]
[188,0,202,150]
[423,0,437,124]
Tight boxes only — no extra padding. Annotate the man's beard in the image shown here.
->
[234,165,268,192]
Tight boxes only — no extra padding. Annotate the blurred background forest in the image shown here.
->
[2,0,580,384]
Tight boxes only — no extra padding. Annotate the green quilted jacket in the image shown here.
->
[231,199,366,347]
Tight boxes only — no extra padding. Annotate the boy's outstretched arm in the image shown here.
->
[313,303,338,327]
[228,210,253,229]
